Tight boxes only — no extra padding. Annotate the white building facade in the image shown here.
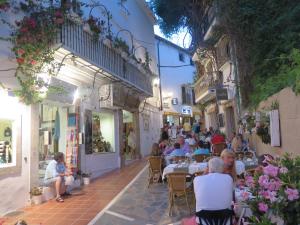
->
[155,35,200,126]
[0,0,161,215]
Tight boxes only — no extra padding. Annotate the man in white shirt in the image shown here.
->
[194,158,233,213]
[44,152,72,202]
[170,123,177,140]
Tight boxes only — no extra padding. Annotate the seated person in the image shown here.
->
[151,143,162,156]
[194,158,233,223]
[231,134,241,152]
[44,152,72,202]
[185,133,196,146]
[170,143,185,157]
[163,136,191,156]
[211,130,226,145]
[221,149,237,181]
[193,141,210,155]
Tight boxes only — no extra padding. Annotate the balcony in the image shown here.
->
[194,72,222,103]
[55,20,153,96]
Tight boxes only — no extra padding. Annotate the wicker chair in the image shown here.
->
[193,154,207,163]
[212,143,227,156]
[148,156,162,188]
[195,209,234,225]
[167,172,192,216]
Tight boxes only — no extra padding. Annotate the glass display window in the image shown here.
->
[85,110,115,154]
[38,103,79,182]
[0,95,22,175]
[0,119,15,168]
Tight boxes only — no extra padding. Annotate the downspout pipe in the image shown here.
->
[156,40,163,111]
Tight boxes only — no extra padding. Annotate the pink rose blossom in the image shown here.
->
[245,176,255,188]
[263,164,278,177]
[258,202,268,213]
[258,175,269,189]
[267,178,282,191]
[260,190,277,203]
[285,188,299,201]
[279,167,288,174]
[241,191,250,201]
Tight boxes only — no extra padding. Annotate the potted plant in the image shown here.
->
[30,187,43,205]
[103,34,113,48]
[82,172,92,185]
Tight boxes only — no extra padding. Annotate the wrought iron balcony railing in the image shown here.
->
[55,21,153,96]
[194,72,222,102]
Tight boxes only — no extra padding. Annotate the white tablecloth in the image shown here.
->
[162,161,245,179]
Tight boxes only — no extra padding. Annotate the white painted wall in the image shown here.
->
[155,37,196,115]
[139,105,162,157]
[80,0,158,75]
[0,97,31,215]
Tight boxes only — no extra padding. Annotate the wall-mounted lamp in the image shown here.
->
[152,78,160,87]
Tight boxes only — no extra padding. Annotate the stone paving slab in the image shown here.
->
[95,168,195,225]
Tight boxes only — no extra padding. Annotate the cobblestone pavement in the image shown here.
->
[94,167,195,225]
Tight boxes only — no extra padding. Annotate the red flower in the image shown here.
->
[16,58,25,64]
[30,60,37,65]
[20,27,28,33]
[17,48,25,56]
[27,18,37,28]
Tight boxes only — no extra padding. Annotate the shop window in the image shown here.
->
[0,119,14,168]
[90,112,115,154]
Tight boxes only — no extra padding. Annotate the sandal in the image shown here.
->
[56,197,64,202]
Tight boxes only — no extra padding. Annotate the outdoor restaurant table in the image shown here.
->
[162,160,246,180]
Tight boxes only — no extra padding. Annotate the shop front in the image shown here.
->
[38,102,80,184]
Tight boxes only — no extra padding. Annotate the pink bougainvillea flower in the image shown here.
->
[27,18,37,28]
[258,202,268,213]
[245,176,255,188]
[262,155,273,164]
[16,57,24,64]
[285,188,299,201]
[55,10,63,18]
[17,48,25,56]
[279,167,288,174]
[263,164,278,177]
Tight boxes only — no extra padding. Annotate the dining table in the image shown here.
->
[162,160,246,180]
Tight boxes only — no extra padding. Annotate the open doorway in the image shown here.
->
[122,110,136,161]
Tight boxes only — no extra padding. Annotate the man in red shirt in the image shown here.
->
[211,130,226,144]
